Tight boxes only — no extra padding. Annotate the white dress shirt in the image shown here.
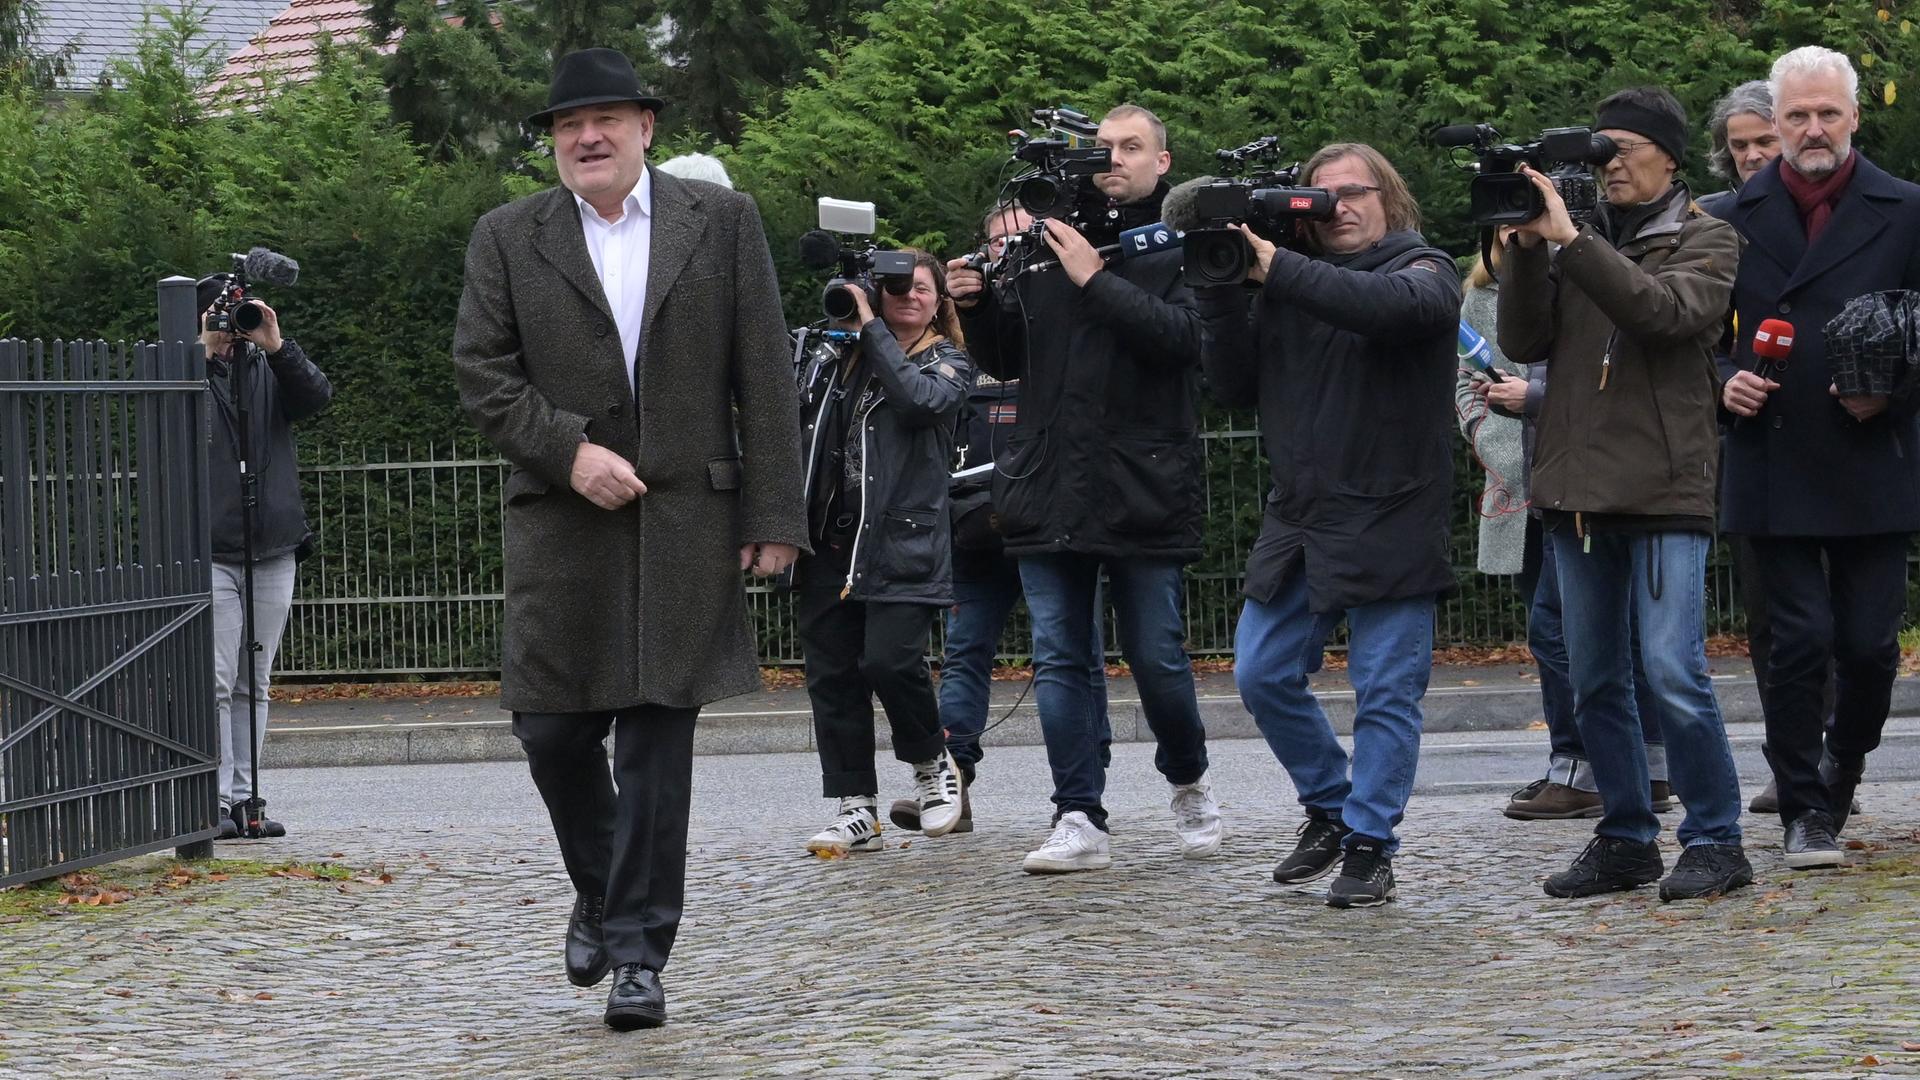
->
[575,167,653,395]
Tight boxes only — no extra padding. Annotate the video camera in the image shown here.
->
[205,247,300,335]
[1164,137,1335,287]
[1434,124,1619,226]
[796,198,916,322]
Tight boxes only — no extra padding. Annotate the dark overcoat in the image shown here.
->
[453,170,806,712]
[1718,155,1920,537]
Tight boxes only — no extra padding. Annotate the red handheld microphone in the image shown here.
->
[1752,318,1795,380]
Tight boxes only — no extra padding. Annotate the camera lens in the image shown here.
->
[1017,175,1065,216]
[232,301,265,333]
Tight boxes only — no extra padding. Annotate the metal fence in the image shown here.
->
[280,432,1754,678]
[0,326,221,887]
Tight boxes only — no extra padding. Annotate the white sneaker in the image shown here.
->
[911,750,965,837]
[805,797,882,855]
[1021,811,1112,874]
[1170,774,1223,859]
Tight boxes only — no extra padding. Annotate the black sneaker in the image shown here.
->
[1272,815,1351,884]
[1782,809,1843,870]
[1543,836,1664,898]
[1819,752,1865,835]
[1658,843,1754,902]
[1325,837,1395,908]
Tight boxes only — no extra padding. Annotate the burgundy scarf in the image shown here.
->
[1779,151,1859,243]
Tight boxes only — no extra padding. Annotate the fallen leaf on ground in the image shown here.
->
[516,897,538,906]
[208,873,229,882]
[810,848,848,861]
[253,992,273,1001]
[1846,840,1872,850]
[214,989,243,1003]
[1030,1005,1059,1014]
[1902,1041,1920,1052]
[105,988,133,998]
[1861,1055,1882,1066]
[1722,1051,1744,1061]
[269,866,322,880]
[1526,720,1548,731]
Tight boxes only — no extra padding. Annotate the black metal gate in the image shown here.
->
[0,280,219,887]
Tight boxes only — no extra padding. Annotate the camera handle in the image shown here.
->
[227,338,269,839]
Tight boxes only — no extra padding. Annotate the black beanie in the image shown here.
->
[195,274,227,314]
[1594,93,1689,167]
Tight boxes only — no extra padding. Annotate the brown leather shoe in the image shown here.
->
[1650,781,1673,813]
[1504,780,1603,820]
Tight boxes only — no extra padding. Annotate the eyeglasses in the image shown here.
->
[1608,139,1656,158]
[1331,184,1382,203]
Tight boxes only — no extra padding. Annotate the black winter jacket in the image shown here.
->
[207,339,332,563]
[957,185,1207,562]
[1198,232,1461,612]
[799,322,973,605]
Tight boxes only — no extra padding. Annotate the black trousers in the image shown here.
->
[1729,533,1835,719]
[1747,532,1911,824]
[797,566,946,797]
[513,705,699,972]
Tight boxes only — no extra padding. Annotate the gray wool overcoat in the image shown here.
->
[453,170,806,713]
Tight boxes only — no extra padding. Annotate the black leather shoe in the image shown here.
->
[604,963,666,1030]
[565,893,609,988]
[229,801,287,838]
[1820,752,1866,835]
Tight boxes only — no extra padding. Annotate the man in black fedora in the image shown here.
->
[453,47,805,1030]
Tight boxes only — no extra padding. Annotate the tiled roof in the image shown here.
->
[32,0,287,92]
[202,0,385,101]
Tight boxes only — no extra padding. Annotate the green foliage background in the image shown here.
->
[3,0,1919,665]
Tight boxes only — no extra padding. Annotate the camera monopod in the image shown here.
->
[223,334,272,839]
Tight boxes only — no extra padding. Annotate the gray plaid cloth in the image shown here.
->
[1825,289,1920,399]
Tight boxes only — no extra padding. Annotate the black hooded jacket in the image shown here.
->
[1197,232,1461,612]
[956,182,1207,562]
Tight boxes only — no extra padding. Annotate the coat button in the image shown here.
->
[1777,302,1791,314]
[1772,416,1783,429]
[597,324,610,337]
[608,403,623,417]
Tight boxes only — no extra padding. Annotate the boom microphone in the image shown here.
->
[236,247,299,287]
[1160,175,1217,235]
[1752,318,1794,379]
[797,229,842,270]
[1431,123,1495,149]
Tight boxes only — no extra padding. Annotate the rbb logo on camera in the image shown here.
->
[1289,196,1315,211]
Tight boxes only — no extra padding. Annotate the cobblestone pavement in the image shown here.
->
[3,741,1918,1080]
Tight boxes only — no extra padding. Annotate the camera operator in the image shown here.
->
[888,201,1114,838]
[1497,87,1751,902]
[797,250,974,856]
[1196,143,1460,908]
[944,104,1223,874]
[195,274,333,840]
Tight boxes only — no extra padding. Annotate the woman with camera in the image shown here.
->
[796,251,976,855]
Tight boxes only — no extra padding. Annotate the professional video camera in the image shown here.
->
[204,247,300,335]
[1433,124,1619,226]
[1163,136,1335,287]
[1006,106,1113,221]
[796,197,917,322]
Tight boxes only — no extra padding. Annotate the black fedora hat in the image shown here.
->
[527,48,666,129]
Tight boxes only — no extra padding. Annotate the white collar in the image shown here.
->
[574,166,652,226]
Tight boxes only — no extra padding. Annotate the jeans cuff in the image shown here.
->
[1643,743,1669,784]
[1547,755,1598,792]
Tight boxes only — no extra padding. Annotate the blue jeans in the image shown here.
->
[1550,529,1742,847]
[939,553,1110,782]
[1526,528,1666,789]
[1018,553,1209,829]
[1235,567,1433,853]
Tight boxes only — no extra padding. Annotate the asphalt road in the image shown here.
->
[262,718,1920,835]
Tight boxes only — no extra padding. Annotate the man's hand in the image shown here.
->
[1042,218,1105,287]
[1236,224,1279,285]
[240,301,284,355]
[1474,373,1529,413]
[740,542,799,577]
[1508,167,1580,248]
[570,442,648,510]
[1722,370,1780,417]
[945,258,986,309]
[1831,383,1889,422]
